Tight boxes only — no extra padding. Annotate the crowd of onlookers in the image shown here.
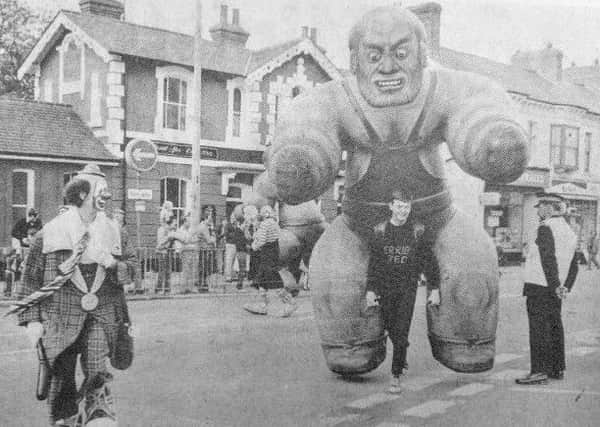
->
[151,201,289,296]
[1,208,43,297]
[1,201,293,298]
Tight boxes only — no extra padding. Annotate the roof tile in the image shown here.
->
[0,98,117,162]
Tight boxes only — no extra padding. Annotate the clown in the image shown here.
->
[15,164,135,426]
[262,6,529,374]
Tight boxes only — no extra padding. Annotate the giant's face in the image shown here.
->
[354,14,424,107]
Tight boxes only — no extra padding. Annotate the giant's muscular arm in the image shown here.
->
[440,70,529,183]
[266,83,343,205]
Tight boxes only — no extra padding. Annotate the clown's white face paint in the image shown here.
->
[93,179,111,211]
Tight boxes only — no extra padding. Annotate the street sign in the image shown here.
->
[127,188,153,200]
[479,192,501,206]
[134,200,146,212]
[125,138,158,172]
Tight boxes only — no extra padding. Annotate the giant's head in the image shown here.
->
[349,6,428,107]
[71,163,111,212]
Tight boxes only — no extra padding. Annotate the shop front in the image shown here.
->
[482,168,550,264]
[547,181,599,250]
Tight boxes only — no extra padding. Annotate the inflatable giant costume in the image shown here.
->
[260,7,528,374]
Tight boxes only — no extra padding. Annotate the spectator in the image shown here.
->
[230,217,249,290]
[243,205,259,285]
[11,208,42,249]
[216,217,228,277]
[243,205,296,317]
[223,214,239,282]
[587,232,599,270]
[156,216,178,294]
[172,213,195,293]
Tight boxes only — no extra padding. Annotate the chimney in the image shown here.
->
[511,43,563,82]
[301,26,309,38]
[79,0,124,20]
[310,27,317,44]
[209,4,250,47]
[220,5,228,24]
[409,2,441,60]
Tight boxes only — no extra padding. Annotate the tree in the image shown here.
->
[0,0,49,99]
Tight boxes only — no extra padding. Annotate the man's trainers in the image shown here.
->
[388,375,403,394]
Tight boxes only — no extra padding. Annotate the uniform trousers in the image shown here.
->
[379,285,418,377]
[48,317,110,424]
[526,294,565,375]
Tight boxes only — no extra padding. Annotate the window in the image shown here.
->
[43,80,53,102]
[162,77,187,131]
[274,95,280,124]
[232,88,241,137]
[63,172,78,186]
[551,125,579,170]
[160,178,187,225]
[585,132,592,172]
[12,170,34,226]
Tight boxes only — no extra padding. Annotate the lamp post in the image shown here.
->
[191,0,203,226]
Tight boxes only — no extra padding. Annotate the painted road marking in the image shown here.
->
[509,387,600,397]
[345,393,402,410]
[487,369,529,382]
[319,414,362,426]
[402,375,448,391]
[572,329,600,346]
[448,383,495,396]
[494,353,523,364]
[402,400,456,418]
[567,346,600,356]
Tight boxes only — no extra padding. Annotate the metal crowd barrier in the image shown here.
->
[134,247,226,294]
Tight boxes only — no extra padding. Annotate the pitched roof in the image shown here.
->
[62,10,251,75]
[247,38,303,73]
[439,47,600,115]
[0,98,118,162]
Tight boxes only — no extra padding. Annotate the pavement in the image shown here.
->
[1,266,599,426]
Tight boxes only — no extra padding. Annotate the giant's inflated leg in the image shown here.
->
[427,209,499,373]
[310,215,386,375]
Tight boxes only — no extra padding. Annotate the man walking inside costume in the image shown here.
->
[365,190,440,393]
[14,164,134,426]
[516,193,578,385]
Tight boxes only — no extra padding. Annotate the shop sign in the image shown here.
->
[547,182,598,199]
[509,169,549,188]
[134,200,146,212]
[479,192,501,205]
[487,216,500,227]
[127,189,152,200]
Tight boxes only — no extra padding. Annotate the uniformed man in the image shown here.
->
[516,193,578,385]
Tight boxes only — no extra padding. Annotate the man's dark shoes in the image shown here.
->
[515,372,548,385]
[548,370,564,380]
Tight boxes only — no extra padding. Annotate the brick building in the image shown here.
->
[17,0,341,247]
[412,3,600,259]
[0,98,119,245]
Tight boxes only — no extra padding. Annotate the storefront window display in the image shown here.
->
[484,191,525,263]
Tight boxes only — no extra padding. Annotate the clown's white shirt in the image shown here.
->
[42,206,121,262]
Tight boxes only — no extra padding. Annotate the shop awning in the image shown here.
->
[546,183,599,200]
